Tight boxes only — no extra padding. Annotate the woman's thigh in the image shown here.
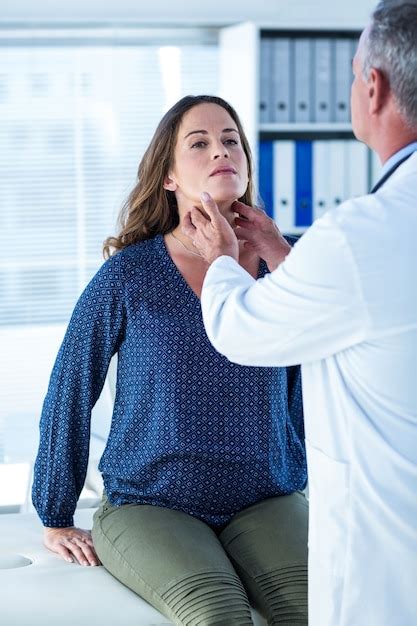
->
[92,497,254,626]
[219,493,308,626]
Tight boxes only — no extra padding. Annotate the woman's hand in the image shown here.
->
[182,192,239,264]
[233,201,291,271]
[43,526,100,566]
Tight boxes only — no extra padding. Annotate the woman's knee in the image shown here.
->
[161,574,254,625]
[254,564,308,625]
[218,494,308,624]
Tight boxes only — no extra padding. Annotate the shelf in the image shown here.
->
[259,122,353,133]
[218,22,377,230]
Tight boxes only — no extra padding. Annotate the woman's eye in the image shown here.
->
[224,139,238,145]
[191,141,207,149]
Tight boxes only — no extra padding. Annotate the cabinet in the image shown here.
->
[219,23,382,234]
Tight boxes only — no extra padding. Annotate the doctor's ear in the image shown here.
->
[368,67,389,115]
[163,174,177,192]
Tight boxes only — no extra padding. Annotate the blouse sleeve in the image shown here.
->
[32,253,126,527]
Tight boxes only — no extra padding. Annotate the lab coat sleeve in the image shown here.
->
[201,214,370,367]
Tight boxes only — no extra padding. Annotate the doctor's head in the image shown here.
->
[104,95,254,257]
[351,1,417,154]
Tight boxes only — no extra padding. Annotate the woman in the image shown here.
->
[32,95,308,625]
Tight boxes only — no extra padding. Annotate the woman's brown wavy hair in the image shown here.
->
[103,95,255,258]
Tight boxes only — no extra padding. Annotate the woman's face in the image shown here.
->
[164,103,249,216]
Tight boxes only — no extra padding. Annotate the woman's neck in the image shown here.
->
[176,200,236,229]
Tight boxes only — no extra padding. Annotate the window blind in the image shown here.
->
[0,28,219,469]
[1,30,219,326]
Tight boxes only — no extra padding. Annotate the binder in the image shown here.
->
[294,38,312,123]
[259,38,273,123]
[271,38,292,123]
[313,38,332,123]
[295,140,313,226]
[312,140,331,221]
[273,140,296,233]
[328,140,347,210]
[346,140,369,198]
[334,38,352,123]
[258,139,274,217]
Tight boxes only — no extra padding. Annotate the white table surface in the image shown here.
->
[0,508,266,626]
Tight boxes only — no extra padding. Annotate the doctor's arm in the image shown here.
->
[185,195,368,367]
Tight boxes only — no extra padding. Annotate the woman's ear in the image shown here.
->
[163,174,177,191]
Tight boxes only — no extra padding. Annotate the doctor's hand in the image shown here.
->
[182,192,239,265]
[44,526,101,566]
[233,201,291,272]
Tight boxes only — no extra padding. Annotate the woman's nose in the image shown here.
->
[212,141,229,159]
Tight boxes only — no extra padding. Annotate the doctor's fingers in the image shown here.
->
[232,201,267,222]
[199,192,224,226]
[234,216,259,232]
[235,225,255,241]
[182,211,197,237]
[190,206,213,233]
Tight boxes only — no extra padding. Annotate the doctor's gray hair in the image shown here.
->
[361,1,417,130]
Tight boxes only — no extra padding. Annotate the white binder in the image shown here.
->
[273,140,296,233]
[334,38,352,123]
[294,38,312,122]
[328,140,347,210]
[313,38,332,123]
[260,38,273,123]
[271,38,292,123]
[346,140,369,198]
[312,140,331,221]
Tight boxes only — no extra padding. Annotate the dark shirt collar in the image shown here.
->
[371,142,417,193]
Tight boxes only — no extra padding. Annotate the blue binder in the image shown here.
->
[258,140,274,218]
[295,140,313,226]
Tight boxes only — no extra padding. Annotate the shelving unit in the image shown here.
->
[260,123,353,133]
[218,22,382,235]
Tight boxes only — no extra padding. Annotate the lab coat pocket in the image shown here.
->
[306,440,350,578]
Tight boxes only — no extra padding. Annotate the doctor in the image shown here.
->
[183,2,417,626]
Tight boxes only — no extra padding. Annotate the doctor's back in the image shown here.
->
[302,149,417,626]
[199,4,417,624]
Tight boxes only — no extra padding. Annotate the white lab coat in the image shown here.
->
[201,153,417,626]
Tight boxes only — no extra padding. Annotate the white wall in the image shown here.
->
[1,0,378,29]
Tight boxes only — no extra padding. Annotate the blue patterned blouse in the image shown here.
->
[32,234,306,528]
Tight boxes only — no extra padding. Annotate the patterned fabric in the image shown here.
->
[32,235,306,528]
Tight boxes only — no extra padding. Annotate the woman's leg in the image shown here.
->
[92,497,254,626]
[219,493,308,626]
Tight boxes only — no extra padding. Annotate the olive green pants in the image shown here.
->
[92,492,308,626]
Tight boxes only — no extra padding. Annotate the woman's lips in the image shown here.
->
[210,167,237,176]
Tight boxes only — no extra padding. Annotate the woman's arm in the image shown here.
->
[32,253,126,535]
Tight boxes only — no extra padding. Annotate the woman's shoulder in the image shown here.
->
[106,235,163,272]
